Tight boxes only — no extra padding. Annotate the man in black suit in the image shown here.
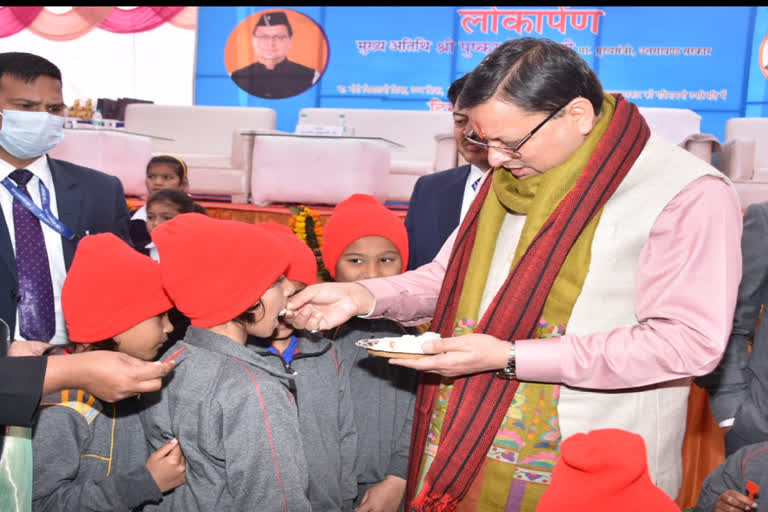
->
[230,11,320,99]
[0,51,131,351]
[404,74,490,270]
[697,200,768,455]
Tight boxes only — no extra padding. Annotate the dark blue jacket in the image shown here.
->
[404,164,470,270]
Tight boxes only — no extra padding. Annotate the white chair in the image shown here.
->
[123,104,278,203]
[714,117,768,208]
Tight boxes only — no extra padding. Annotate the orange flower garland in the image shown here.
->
[288,205,331,282]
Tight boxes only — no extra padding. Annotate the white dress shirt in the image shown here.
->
[0,157,69,345]
[458,164,487,224]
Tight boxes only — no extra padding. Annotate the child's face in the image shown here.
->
[113,312,173,361]
[335,236,402,282]
[271,280,306,340]
[246,276,295,338]
[146,201,182,235]
[146,163,184,195]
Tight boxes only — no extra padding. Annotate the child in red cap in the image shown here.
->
[249,222,358,511]
[32,233,186,511]
[536,428,681,512]
[322,194,418,512]
[139,213,312,511]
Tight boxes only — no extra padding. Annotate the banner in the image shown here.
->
[196,6,767,140]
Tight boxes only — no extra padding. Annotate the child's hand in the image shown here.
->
[146,438,186,492]
[355,475,406,512]
[716,489,758,511]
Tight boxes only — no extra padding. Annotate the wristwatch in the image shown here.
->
[496,342,516,380]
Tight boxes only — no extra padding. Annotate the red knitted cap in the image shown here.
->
[152,213,289,328]
[260,222,317,285]
[62,233,173,343]
[536,429,680,512]
[321,194,408,279]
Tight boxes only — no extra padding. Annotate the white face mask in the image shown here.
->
[0,109,65,159]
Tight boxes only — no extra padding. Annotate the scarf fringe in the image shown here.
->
[411,486,458,512]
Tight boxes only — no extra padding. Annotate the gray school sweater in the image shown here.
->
[32,388,162,511]
[694,440,768,511]
[332,318,419,507]
[250,333,358,512]
[139,326,311,511]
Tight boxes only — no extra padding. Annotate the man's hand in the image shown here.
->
[716,490,758,511]
[45,351,174,402]
[146,438,187,492]
[389,333,510,378]
[284,282,375,332]
[8,340,51,357]
[355,475,406,512]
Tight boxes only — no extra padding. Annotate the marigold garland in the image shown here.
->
[288,205,331,282]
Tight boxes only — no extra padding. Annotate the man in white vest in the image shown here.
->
[284,37,742,512]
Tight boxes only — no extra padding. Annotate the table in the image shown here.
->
[241,132,399,206]
[49,128,174,197]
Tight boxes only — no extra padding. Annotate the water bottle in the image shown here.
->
[295,112,308,133]
[338,113,354,136]
[92,109,103,128]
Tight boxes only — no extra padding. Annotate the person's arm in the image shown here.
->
[284,228,454,332]
[109,175,132,245]
[221,376,311,511]
[696,203,768,426]
[44,351,174,402]
[393,177,744,389]
[32,401,163,511]
[514,176,742,389]
[0,356,47,426]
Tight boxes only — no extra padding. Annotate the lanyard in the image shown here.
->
[269,334,299,364]
[2,176,77,240]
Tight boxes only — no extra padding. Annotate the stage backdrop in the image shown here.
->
[196,6,768,141]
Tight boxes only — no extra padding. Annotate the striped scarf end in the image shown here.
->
[410,491,457,512]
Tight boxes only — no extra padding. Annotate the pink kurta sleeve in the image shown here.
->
[515,175,743,389]
[358,229,453,325]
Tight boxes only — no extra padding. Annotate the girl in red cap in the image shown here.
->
[322,194,419,512]
[31,233,186,511]
[140,213,312,511]
[250,222,358,512]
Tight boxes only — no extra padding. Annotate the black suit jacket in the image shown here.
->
[0,156,131,352]
[404,165,471,270]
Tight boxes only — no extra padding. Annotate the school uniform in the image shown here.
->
[140,326,311,511]
[32,385,162,511]
[332,317,419,509]
[251,332,358,512]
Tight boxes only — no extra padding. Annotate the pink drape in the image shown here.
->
[169,6,198,30]
[0,7,44,38]
[98,6,186,34]
[26,7,113,41]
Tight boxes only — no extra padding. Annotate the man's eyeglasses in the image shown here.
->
[254,35,290,42]
[464,102,569,154]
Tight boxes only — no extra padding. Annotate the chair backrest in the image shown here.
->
[123,104,277,155]
[725,117,768,167]
[638,107,701,146]
[298,108,454,164]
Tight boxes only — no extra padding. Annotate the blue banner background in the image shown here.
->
[195,6,768,141]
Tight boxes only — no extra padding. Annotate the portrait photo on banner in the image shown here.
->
[761,31,768,79]
[225,9,329,99]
